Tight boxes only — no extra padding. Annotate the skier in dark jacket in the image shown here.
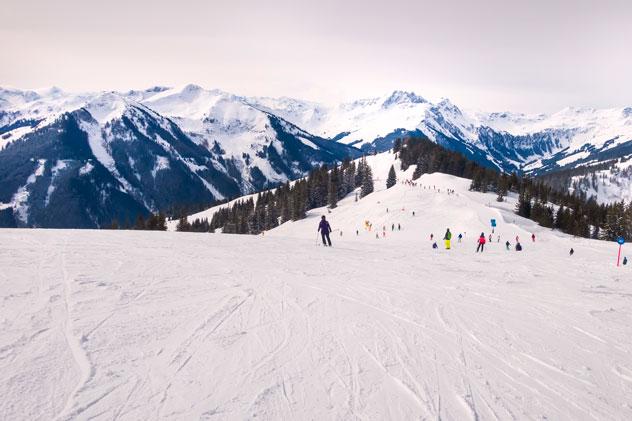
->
[318,215,332,246]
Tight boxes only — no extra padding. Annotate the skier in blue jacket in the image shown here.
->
[318,215,332,246]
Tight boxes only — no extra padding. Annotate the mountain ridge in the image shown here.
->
[1,85,631,228]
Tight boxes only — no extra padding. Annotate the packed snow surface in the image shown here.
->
[2,172,632,420]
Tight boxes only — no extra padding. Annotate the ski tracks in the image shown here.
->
[54,237,95,421]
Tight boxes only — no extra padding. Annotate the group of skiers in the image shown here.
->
[318,206,628,263]
[430,228,532,253]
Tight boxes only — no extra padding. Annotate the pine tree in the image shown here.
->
[386,165,397,189]
[554,206,565,230]
[134,214,146,230]
[601,201,627,240]
[327,174,338,209]
[496,175,508,202]
[355,158,365,187]
[157,212,167,231]
[361,164,374,198]
[176,216,191,231]
[393,138,402,153]
[516,193,532,218]
[412,156,425,180]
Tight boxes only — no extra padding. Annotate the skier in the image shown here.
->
[515,235,520,243]
[476,233,486,252]
[412,211,415,216]
[505,240,510,250]
[623,257,628,265]
[430,233,434,241]
[488,234,493,243]
[443,228,452,250]
[392,223,395,231]
[318,215,332,246]
[398,223,401,231]
[497,235,500,243]
[458,233,463,243]
[432,242,438,249]
[531,233,536,242]
[569,248,574,256]
[515,242,523,251]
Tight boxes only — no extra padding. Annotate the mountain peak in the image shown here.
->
[181,83,203,93]
[382,90,426,108]
[83,92,133,125]
[35,86,64,97]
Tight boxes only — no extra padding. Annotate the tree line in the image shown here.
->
[176,157,375,234]
[396,136,631,241]
[109,212,167,231]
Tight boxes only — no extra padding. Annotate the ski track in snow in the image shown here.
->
[1,172,632,420]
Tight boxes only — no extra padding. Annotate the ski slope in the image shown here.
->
[2,171,632,420]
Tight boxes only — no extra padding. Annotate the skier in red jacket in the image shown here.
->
[476,232,486,253]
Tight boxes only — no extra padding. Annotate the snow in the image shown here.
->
[78,120,132,192]
[250,91,434,146]
[45,160,69,206]
[151,156,170,178]
[79,162,94,176]
[83,93,129,125]
[557,150,591,166]
[7,159,47,223]
[569,159,632,204]
[4,153,630,419]
[0,125,37,151]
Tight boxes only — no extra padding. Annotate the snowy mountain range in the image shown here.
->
[252,91,632,174]
[1,84,631,227]
[0,86,360,228]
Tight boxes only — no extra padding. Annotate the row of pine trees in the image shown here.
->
[176,157,376,234]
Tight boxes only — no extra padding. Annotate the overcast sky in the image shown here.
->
[2,0,631,112]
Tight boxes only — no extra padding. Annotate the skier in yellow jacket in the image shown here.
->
[443,228,452,250]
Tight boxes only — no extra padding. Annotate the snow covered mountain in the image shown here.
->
[0,86,360,228]
[1,85,631,228]
[254,92,632,175]
[250,91,632,202]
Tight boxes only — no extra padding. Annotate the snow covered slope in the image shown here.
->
[567,158,632,203]
[3,158,631,420]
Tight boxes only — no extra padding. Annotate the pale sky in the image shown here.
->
[2,0,631,112]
